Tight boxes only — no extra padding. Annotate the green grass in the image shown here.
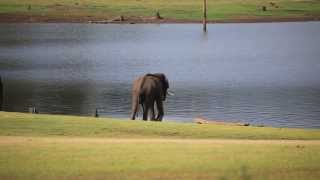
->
[1,136,320,180]
[1,112,320,140]
[0,0,319,21]
[0,111,320,179]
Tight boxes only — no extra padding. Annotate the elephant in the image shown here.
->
[130,73,169,121]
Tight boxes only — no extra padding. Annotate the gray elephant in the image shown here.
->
[130,73,169,121]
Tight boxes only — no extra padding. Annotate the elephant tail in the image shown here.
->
[131,93,139,120]
[131,74,149,120]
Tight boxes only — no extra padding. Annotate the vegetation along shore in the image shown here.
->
[0,111,320,179]
[0,0,320,23]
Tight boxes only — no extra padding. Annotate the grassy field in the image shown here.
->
[0,112,320,179]
[2,136,320,180]
[0,0,320,22]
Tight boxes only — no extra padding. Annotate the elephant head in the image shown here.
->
[146,73,169,101]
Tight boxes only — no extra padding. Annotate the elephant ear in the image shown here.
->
[148,73,169,101]
[151,73,169,89]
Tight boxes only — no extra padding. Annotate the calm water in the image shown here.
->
[0,22,320,128]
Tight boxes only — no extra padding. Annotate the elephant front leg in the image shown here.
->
[155,100,164,121]
[142,103,148,121]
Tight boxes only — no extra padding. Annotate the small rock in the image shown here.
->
[120,15,124,21]
[262,6,267,11]
[296,145,305,149]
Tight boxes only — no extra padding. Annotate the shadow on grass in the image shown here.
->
[219,166,252,180]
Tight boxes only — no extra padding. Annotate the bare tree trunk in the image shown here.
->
[203,0,207,32]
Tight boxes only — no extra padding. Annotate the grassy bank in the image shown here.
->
[1,112,320,139]
[0,0,320,23]
[0,111,320,180]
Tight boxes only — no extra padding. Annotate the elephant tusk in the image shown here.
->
[167,91,175,96]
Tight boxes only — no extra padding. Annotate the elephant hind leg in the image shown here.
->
[131,105,138,120]
[131,95,139,120]
[149,102,156,121]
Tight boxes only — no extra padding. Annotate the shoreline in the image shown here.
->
[1,13,320,24]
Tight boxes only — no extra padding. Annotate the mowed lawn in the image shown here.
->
[0,0,320,21]
[0,112,320,179]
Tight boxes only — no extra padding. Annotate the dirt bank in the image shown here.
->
[0,13,319,24]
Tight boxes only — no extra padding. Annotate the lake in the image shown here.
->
[0,22,320,128]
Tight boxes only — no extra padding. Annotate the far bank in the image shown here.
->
[0,0,320,24]
[0,13,320,24]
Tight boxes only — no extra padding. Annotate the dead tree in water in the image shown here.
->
[203,0,207,32]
